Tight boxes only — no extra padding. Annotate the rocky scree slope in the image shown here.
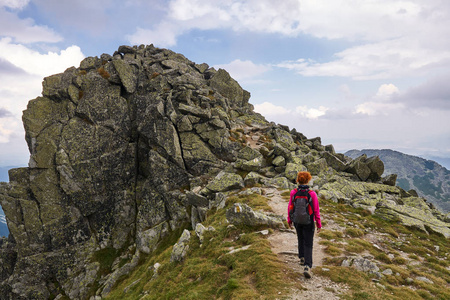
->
[0,44,449,299]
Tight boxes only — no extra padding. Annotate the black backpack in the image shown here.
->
[290,188,313,225]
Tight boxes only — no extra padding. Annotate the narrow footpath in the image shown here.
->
[265,188,348,299]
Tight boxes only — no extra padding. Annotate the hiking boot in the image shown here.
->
[304,266,312,278]
[299,257,305,266]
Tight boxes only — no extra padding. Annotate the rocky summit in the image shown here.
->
[0,44,449,299]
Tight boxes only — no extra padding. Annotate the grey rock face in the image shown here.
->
[0,44,254,299]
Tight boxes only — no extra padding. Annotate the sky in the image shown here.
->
[1,0,450,170]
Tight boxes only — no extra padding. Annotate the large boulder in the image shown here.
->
[226,203,284,227]
[206,171,244,193]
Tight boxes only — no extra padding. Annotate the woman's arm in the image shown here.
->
[310,191,322,230]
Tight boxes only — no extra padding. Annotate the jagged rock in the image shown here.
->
[235,146,264,171]
[187,191,209,207]
[0,44,258,299]
[306,158,328,175]
[239,187,263,195]
[170,229,191,262]
[273,128,297,151]
[209,69,250,109]
[272,143,292,161]
[346,156,371,181]
[195,223,215,243]
[366,156,384,181]
[226,203,284,227]
[263,177,295,190]
[136,222,169,254]
[342,256,379,274]
[272,156,286,167]
[244,172,266,187]
[408,189,419,197]
[322,152,347,172]
[206,171,244,192]
[325,144,335,154]
[375,201,450,237]
[382,174,397,186]
[209,192,226,210]
[101,251,141,297]
[345,154,385,182]
[285,162,306,182]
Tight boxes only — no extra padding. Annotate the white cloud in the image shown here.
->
[213,59,270,81]
[376,83,399,98]
[254,101,330,121]
[0,5,62,43]
[295,105,328,119]
[297,0,424,42]
[0,0,29,9]
[128,0,303,46]
[0,38,84,77]
[277,38,450,80]
[127,24,181,47]
[354,83,404,116]
[355,101,404,116]
[0,38,85,149]
[254,102,291,116]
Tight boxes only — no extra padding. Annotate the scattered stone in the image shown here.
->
[170,230,191,262]
[341,256,379,274]
[382,268,393,276]
[416,277,434,284]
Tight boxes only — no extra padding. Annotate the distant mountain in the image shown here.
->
[0,206,8,237]
[345,149,450,213]
[0,166,12,182]
[424,155,450,170]
[0,167,13,237]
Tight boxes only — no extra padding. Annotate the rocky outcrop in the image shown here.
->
[0,44,448,299]
[0,44,256,299]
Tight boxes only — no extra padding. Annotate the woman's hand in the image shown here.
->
[317,227,321,233]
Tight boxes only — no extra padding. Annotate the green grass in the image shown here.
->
[315,196,450,300]
[319,229,344,240]
[103,192,291,300]
[345,227,364,238]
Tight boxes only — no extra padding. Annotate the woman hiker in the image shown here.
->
[287,171,322,278]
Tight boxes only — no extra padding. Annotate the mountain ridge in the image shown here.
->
[0,44,448,299]
[345,149,450,213]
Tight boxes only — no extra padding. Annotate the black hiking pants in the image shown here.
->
[294,221,315,268]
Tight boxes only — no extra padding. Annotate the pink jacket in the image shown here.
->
[287,188,322,228]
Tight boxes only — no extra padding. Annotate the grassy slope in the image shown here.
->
[103,191,450,300]
[318,196,450,300]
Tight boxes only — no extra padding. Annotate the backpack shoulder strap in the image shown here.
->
[307,189,314,214]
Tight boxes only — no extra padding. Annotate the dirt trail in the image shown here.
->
[265,188,348,299]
